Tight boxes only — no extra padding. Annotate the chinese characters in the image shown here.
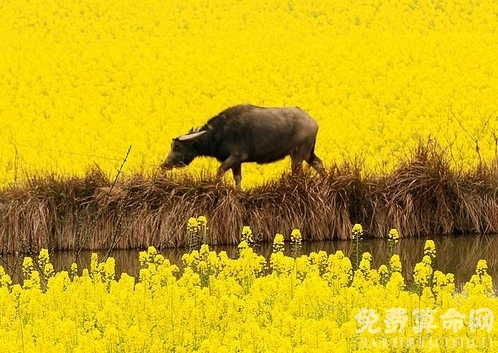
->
[355,307,494,334]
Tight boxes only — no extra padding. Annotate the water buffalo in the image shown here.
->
[161,105,326,187]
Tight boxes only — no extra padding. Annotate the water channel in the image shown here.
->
[1,234,497,287]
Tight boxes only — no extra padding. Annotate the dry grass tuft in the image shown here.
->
[0,144,497,254]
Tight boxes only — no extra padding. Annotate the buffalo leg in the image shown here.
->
[309,154,326,177]
[291,158,303,175]
[231,164,242,189]
[217,155,243,187]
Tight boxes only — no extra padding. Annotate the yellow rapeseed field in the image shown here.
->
[2,2,497,351]
[0,230,496,352]
[1,0,498,187]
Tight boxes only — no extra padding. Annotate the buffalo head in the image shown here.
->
[161,130,207,170]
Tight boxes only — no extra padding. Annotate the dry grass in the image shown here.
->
[0,143,497,254]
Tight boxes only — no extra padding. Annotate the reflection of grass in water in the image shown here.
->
[432,235,498,288]
[362,235,498,288]
[1,235,496,287]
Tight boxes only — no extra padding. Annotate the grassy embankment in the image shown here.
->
[0,143,496,254]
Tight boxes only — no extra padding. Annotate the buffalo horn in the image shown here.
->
[177,130,207,141]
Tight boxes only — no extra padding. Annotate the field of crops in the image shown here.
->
[1,0,498,187]
[1,1,498,351]
[0,230,496,352]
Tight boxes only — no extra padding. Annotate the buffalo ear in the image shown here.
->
[177,130,207,141]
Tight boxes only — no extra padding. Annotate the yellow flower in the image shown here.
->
[359,258,371,272]
[139,250,149,269]
[238,240,249,250]
[465,259,494,296]
[104,257,115,281]
[0,265,12,287]
[351,224,363,239]
[90,253,99,276]
[39,248,50,266]
[424,240,436,259]
[422,255,432,265]
[388,228,399,242]
[197,216,209,244]
[22,256,34,278]
[290,229,302,244]
[69,262,78,280]
[44,263,55,279]
[389,254,402,272]
[154,254,165,266]
[413,259,433,287]
[197,215,207,227]
[476,259,488,276]
[386,271,405,293]
[241,226,253,244]
[2,232,498,351]
[361,252,372,262]
[273,233,285,253]
[187,217,198,233]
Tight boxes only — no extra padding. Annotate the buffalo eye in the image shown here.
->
[171,138,179,149]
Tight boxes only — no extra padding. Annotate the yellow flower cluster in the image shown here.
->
[1,0,498,187]
[352,224,364,240]
[388,229,399,243]
[185,216,209,249]
[272,233,285,253]
[0,236,496,352]
[241,226,254,245]
[290,229,302,245]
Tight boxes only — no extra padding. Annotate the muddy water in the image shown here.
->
[1,235,497,286]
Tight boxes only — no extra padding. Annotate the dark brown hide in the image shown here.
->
[161,105,325,187]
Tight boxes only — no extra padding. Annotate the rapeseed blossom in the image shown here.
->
[0,266,12,287]
[272,233,285,253]
[388,228,399,242]
[290,229,302,244]
[351,224,363,240]
[465,259,495,297]
[424,239,436,259]
[186,217,200,250]
[389,254,402,273]
[413,255,434,288]
[1,0,498,187]
[241,225,254,244]
[0,239,495,352]
[290,229,302,257]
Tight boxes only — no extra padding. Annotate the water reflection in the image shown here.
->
[1,234,497,286]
